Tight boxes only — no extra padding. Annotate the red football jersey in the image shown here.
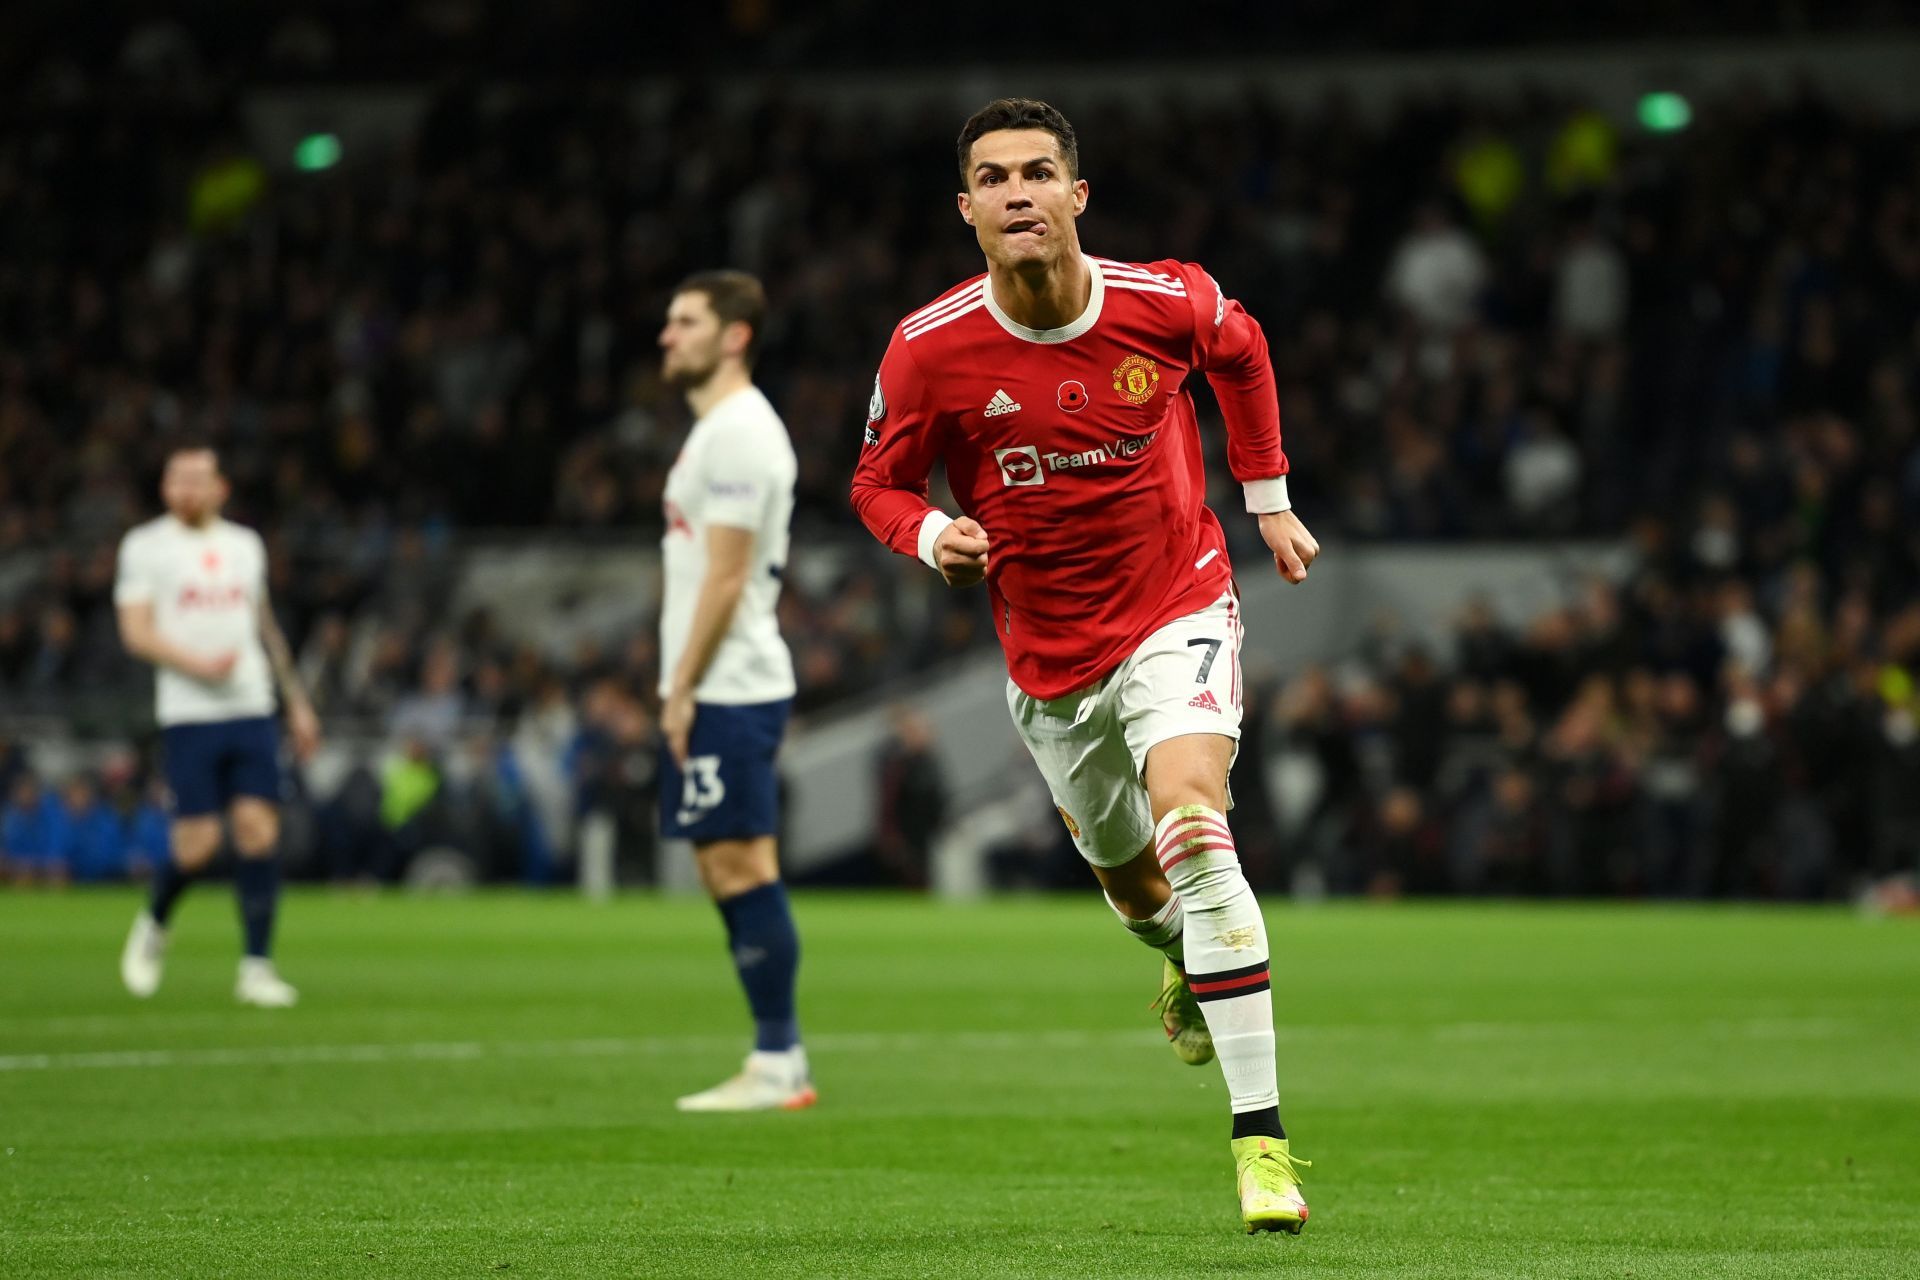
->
[851,256,1290,699]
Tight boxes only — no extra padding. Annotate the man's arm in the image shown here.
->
[116,602,236,684]
[661,525,755,765]
[849,331,989,586]
[1185,264,1320,583]
[257,595,321,760]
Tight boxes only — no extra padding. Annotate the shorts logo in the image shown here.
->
[995,445,1044,486]
[1056,806,1082,840]
[1112,354,1161,406]
[1057,380,1087,413]
[1188,690,1222,713]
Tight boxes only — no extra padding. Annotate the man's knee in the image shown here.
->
[229,800,280,858]
[170,818,223,871]
[696,837,778,899]
[1092,844,1169,918]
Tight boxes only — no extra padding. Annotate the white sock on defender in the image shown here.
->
[1106,891,1184,964]
[1154,804,1278,1114]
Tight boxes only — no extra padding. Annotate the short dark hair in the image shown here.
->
[164,437,220,467]
[957,98,1079,187]
[674,270,767,365]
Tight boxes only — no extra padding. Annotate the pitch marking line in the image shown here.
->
[0,1029,1158,1074]
[0,1018,1860,1074]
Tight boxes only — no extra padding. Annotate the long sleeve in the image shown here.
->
[850,328,952,563]
[1182,264,1290,512]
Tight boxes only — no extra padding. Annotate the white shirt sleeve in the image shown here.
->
[700,416,785,531]
[113,530,156,606]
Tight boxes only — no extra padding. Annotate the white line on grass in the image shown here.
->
[0,1029,1159,1074]
[0,1017,1863,1075]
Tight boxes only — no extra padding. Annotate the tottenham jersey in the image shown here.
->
[659,385,798,705]
[113,515,275,726]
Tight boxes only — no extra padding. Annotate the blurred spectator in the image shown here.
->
[3,774,71,885]
[1386,200,1488,338]
[871,706,948,889]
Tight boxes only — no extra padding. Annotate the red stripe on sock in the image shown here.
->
[1157,817,1233,851]
[1159,839,1237,873]
[1188,967,1270,995]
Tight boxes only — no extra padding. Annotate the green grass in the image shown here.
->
[2,891,1917,1278]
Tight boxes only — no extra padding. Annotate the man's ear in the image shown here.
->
[724,319,753,359]
[957,191,975,227]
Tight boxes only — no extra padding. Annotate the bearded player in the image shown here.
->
[657,271,813,1112]
[850,99,1321,1234]
[116,442,318,1008]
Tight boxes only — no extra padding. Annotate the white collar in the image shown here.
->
[982,255,1104,345]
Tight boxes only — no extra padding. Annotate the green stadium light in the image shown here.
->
[1637,92,1692,134]
[293,133,342,171]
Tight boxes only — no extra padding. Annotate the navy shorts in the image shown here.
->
[659,699,790,843]
[161,716,283,817]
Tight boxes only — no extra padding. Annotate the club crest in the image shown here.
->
[1112,354,1160,406]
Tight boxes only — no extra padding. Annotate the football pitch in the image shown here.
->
[2,892,1916,1278]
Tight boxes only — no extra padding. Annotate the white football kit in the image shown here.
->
[1009,591,1245,867]
[659,385,798,704]
[113,515,274,727]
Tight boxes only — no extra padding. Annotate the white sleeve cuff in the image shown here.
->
[1243,476,1291,514]
[916,510,956,570]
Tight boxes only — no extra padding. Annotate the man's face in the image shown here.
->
[161,450,226,524]
[958,128,1087,272]
[658,291,739,388]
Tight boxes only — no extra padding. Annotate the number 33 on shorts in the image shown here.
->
[676,755,727,826]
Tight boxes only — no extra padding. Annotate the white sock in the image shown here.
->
[1106,890,1184,964]
[1154,804,1278,1115]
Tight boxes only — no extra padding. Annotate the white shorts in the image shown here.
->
[1008,591,1244,868]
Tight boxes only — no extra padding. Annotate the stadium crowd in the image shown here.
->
[2,54,1917,895]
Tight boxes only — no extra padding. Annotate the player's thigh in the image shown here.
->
[161,722,224,823]
[1006,678,1152,868]
[216,718,283,856]
[1117,591,1244,822]
[660,699,790,849]
[693,835,779,899]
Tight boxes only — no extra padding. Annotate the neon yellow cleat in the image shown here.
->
[1149,957,1214,1066]
[1232,1135,1310,1235]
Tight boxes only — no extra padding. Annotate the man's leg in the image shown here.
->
[156,815,223,916]
[1145,732,1308,1234]
[121,814,220,999]
[229,797,283,962]
[1142,732,1284,1139]
[695,836,801,1055]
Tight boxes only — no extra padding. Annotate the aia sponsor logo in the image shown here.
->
[994,445,1044,487]
[176,584,247,611]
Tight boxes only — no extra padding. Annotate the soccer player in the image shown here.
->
[851,99,1322,1234]
[656,271,813,1112]
[115,442,320,1007]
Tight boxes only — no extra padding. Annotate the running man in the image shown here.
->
[850,99,1321,1233]
[657,271,813,1112]
[116,442,319,1007]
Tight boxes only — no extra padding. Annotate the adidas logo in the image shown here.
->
[1188,689,1222,713]
[984,389,1022,417]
